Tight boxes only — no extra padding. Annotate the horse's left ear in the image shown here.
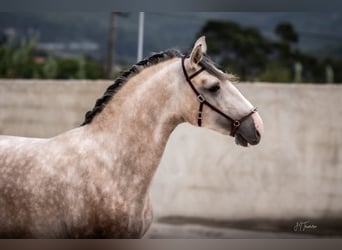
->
[189,36,207,69]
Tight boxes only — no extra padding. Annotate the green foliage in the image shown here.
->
[42,56,58,78]
[84,58,105,79]
[0,33,105,79]
[0,33,38,78]
[56,58,79,79]
[259,62,292,82]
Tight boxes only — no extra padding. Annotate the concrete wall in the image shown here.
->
[0,80,108,137]
[1,80,341,221]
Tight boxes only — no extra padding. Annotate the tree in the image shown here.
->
[0,32,38,78]
[198,20,271,81]
[275,22,299,45]
[197,19,336,83]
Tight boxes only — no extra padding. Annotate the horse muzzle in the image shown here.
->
[235,111,264,147]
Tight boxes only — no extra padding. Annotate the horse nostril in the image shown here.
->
[254,129,261,143]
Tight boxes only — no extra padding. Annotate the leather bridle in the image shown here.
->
[181,56,257,137]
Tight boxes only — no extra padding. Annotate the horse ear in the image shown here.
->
[189,36,207,68]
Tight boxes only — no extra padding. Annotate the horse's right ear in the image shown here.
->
[189,36,207,69]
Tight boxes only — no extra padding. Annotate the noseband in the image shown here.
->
[181,56,257,137]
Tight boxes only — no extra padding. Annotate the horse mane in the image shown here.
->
[81,49,237,126]
[81,49,183,126]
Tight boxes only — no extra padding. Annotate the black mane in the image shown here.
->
[81,49,183,126]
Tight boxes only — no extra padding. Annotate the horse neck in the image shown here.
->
[86,58,184,199]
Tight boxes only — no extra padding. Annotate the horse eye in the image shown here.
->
[208,84,220,93]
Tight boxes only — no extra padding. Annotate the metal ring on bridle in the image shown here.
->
[233,120,240,127]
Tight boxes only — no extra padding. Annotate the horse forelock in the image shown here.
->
[199,55,238,82]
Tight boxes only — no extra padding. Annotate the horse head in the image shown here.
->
[180,36,264,147]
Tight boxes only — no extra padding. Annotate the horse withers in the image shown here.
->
[0,36,263,238]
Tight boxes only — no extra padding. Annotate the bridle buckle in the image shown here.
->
[197,94,205,103]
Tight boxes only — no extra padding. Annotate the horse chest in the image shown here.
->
[68,196,153,238]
